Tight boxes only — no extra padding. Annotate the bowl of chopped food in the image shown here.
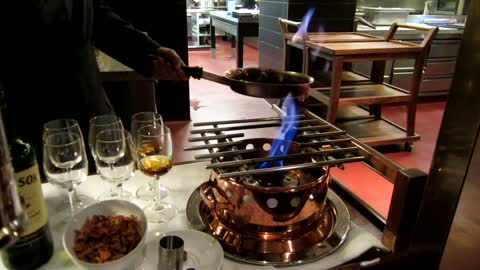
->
[62,200,147,270]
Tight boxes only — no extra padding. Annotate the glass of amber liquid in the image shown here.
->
[135,124,177,223]
[130,112,166,201]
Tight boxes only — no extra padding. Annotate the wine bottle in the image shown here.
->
[0,137,54,269]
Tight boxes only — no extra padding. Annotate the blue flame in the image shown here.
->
[292,7,330,72]
[258,93,299,169]
[293,7,316,42]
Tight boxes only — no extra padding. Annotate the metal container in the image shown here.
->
[195,138,342,264]
[362,7,413,25]
[200,139,331,228]
[184,118,364,265]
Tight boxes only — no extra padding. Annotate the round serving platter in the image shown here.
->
[186,184,350,267]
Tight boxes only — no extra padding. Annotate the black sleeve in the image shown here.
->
[92,0,160,77]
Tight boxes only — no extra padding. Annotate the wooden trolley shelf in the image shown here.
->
[311,71,372,87]
[305,105,421,147]
[337,117,421,146]
[310,83,411,107]
[335,106,420,146]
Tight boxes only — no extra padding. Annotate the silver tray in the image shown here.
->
[186,185,350,267]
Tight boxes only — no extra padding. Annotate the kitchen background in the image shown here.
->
[92,0,476,269]
[98,0,468,124]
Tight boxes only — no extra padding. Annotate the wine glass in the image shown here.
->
[130,112,167,201]
[131,112,163,133]
[135,124,177,223]
[88,115,124,159]
[43,132,88,215]
[88,115,132,199]
[43,119,84,141]
[95,129,135,201]
[43,119,93,210]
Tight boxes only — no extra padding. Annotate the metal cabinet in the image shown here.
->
[188,9,211,48]
[390,39,460,96]
[352,35,462,98]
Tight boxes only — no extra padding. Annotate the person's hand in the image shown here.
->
[151,47,189,80]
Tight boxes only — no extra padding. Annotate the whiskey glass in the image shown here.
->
[130,112,167,201]
[135,124,177,223]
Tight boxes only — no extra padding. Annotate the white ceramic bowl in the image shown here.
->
[62,200,147,270]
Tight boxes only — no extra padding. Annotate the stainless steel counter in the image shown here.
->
[357,14,465,38]
[357,24,463,38]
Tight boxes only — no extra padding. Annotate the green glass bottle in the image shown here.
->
[0,137,54,269]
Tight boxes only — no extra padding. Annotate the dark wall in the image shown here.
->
[104,0,190,121]
[464,0,471,14]
[259,0,356,70]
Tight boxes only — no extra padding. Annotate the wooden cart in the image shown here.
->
[280,20,438,150]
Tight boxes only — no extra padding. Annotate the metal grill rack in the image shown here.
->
[184,110,365,178]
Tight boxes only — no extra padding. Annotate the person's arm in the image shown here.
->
[93,0,187,80]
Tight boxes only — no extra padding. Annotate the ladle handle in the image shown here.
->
[181,66,231,86]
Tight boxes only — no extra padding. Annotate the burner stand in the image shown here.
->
[187,185,350,266]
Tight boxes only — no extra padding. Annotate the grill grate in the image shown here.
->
[184,111,365,178]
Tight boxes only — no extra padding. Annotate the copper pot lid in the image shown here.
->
[186,185,350,266]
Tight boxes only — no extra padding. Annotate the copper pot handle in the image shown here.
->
[199,181,216,209]
[199,180,235,213]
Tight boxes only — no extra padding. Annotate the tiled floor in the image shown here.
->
[178,39,446,218]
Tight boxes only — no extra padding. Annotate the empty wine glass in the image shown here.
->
[88,114,124,161]
[130,112,167,201]
[95,129,135,201]
[43,119,84,142]
[135,124,177,223]
[43,132,88,215]
[89,115,131,199]
[43,119,93,210]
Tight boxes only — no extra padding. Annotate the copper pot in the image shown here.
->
[199,138,331,237]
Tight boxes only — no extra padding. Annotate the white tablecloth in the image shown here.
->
[0,161,387,270]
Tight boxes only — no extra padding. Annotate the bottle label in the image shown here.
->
[15,163,48,236]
